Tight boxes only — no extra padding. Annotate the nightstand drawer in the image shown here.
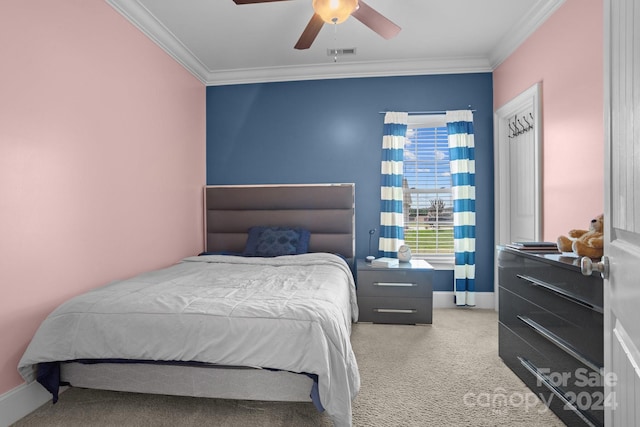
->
[357,270,431,298]
[358,296,432,324]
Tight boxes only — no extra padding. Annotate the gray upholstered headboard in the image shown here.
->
[204,184,355,260]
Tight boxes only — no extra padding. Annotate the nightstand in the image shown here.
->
[356,259,434,324]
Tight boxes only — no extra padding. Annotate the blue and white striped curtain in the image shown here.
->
[378,112,408,258]
[446,110,476,306]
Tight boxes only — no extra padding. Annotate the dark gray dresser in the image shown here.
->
[498,246,604,427]
[356,259,433,324]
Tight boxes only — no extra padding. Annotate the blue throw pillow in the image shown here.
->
[243,226,311,257]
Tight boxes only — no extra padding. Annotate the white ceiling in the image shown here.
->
[107,0,565,86]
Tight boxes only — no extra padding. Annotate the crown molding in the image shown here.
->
[489,0,566,69]
[107,0,210,84]
[107,0,562,86]
[203,57,493,86]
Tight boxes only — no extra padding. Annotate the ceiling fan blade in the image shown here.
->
[294,14,324,50]
[233,0,290,4]
[351,0,401,40]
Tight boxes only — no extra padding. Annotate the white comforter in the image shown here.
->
[18,253,360,426]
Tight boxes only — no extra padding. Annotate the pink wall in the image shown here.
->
[0,1,205,394]
[493,0,604,241]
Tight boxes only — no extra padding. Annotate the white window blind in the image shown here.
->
[404,115,454,262]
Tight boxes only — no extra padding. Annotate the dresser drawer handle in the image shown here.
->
[373,308,417,314]
[517,357,599,427]
[516,274,603,314]
[374,282,417,287]
[517,315,603,375]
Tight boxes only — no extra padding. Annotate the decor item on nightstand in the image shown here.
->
[398,245,412,262]
[371,257,399,268]
[367,228,376,262]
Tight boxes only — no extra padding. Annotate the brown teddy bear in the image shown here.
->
[557,214,604,258]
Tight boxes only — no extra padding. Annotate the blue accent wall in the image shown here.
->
[206,73,494,293]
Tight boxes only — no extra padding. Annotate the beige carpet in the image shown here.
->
[12,309,566,427]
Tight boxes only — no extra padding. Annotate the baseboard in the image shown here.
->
[0,382,55,427]
[433,291,495,310]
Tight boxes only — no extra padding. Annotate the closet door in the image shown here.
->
[494,83,542,245]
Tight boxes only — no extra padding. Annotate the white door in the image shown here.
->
[494,84,542,309]
[508,106,537,242]
[603,0,640,424]
[494,83,542,246]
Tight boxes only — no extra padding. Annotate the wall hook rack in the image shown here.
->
[508,113,534,138]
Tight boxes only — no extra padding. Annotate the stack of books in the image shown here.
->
[505,241,560,253]
[371,257,400,267]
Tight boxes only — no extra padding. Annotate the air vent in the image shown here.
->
[327,48,357,56]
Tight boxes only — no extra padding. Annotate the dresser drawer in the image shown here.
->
[497,247,604,427]
[500,286,603,371]
[499,250,603,310]
[357,296,432,324]
[500,269,603,334]
[499,323,604,427]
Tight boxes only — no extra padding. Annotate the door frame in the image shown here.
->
[493,82,543,309]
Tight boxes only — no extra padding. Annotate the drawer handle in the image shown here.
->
[374,308,417,314]
[516,274,603,314]
[374,282,417,287]
[517,315,603,375]
[517,357,599,427]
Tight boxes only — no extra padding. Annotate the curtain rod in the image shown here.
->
[378,108,476,115]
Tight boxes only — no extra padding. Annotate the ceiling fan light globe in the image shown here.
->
[312,0,358,24]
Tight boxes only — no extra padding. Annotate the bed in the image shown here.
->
[18,183,359,427]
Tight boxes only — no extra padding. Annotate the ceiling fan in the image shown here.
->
[232,0,401,50]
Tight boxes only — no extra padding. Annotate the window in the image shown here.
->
[403,115,454,263]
